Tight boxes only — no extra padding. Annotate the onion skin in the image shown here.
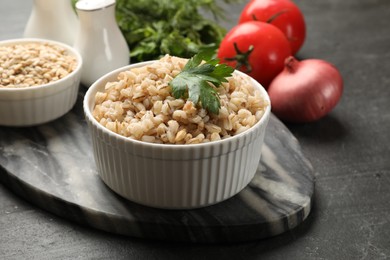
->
[268,56,343,123]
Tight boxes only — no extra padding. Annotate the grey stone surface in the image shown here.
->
[0,0,389,259]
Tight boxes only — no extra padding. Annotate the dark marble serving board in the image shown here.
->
[0,89,314,243]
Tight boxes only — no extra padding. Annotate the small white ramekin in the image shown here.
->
[84,61,271,209]
[0,38,82,126]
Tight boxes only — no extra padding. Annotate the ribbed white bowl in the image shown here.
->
[0,38,82,126]
[84,62,271,209]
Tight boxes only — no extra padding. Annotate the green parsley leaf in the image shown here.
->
[169,53,234,114]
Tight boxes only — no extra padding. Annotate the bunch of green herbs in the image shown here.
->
[115,0,236,62]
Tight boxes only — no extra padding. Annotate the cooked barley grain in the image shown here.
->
[93,55,268,144]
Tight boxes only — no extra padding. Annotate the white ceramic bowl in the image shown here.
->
[0,38,82,126]
[84,61,271,209]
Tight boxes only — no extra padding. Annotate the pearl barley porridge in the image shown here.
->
[92,55,268,144]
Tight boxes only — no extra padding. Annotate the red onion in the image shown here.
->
[267,56,343,123]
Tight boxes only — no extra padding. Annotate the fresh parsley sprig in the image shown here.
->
[169,53,234,114]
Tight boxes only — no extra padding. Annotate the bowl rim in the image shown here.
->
[0,38,83,92]
[84,60,271,149]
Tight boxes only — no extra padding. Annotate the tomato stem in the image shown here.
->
[224,42,254,73]
[266,9,289,23]
[251,9,289,23]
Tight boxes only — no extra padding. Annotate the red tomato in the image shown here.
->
[239,0,306,55]
[217,21,291,88]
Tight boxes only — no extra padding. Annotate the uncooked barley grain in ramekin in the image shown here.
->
[0,42,77,88]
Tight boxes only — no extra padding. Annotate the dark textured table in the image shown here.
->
[1,0,389,259]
